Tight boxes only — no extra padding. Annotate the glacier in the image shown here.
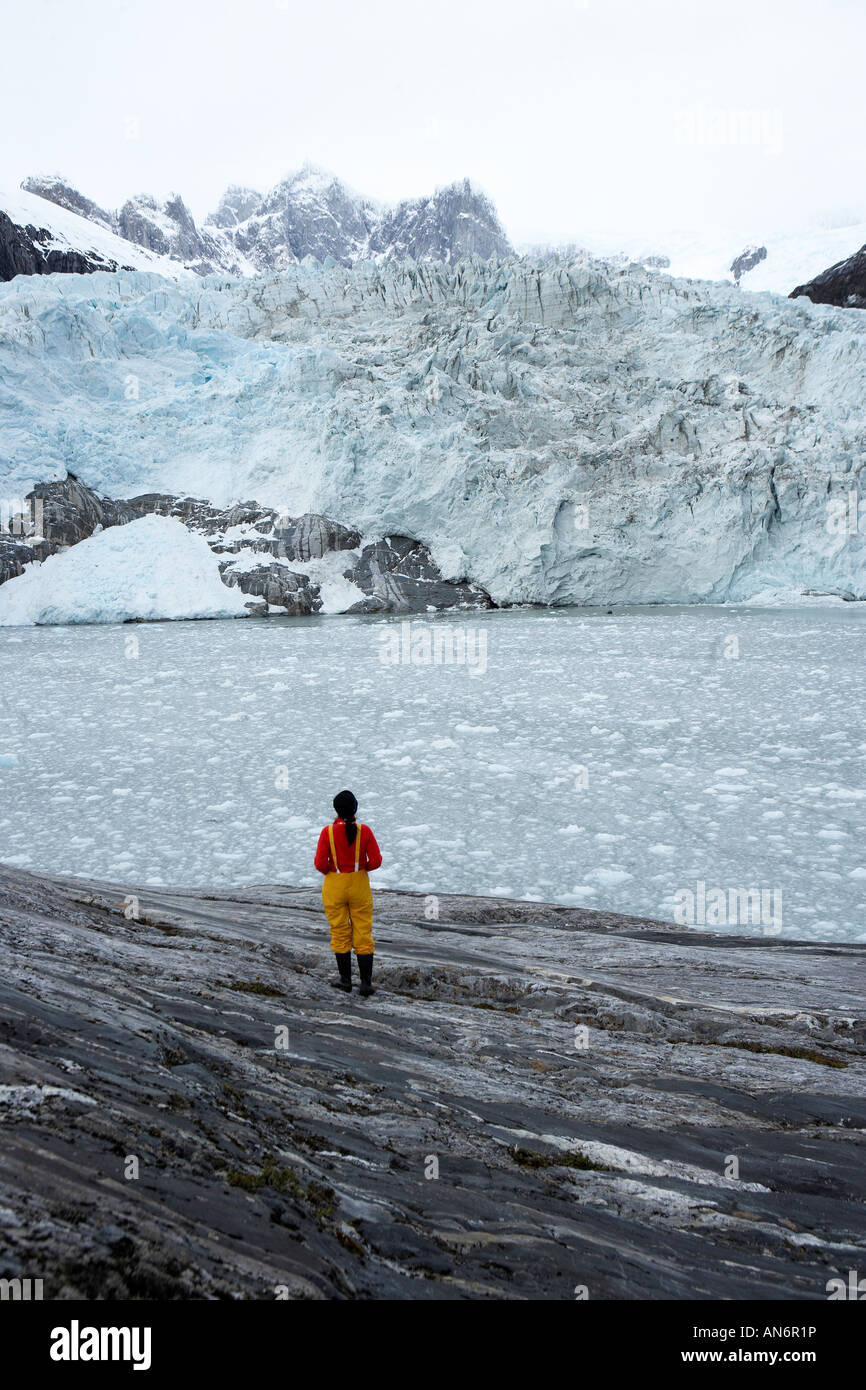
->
[0,254,864,607]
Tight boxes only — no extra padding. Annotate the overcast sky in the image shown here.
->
[2,0,864,247]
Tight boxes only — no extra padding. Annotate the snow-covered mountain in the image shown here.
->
[12,168,866,308]
[9,166,511,280]
[1,255,863,608]
[19,174,255,277]
[0,185,190,282]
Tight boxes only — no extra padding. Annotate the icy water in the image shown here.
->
[1,606,865,942]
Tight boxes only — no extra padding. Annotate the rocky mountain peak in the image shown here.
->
[371,178,511,263]
[205,184,263,230]
[730,244,768,284]
[14,166,514,277]
[20,174,117,233]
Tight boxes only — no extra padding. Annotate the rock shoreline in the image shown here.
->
[0,863,863,1300]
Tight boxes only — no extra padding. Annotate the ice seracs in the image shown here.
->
[0,254,863,607]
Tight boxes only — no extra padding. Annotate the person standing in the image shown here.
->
[314,790,382,996]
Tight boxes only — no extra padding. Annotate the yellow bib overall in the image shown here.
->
[321,823,375,956]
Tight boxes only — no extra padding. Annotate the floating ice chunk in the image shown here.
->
[0,516,249,626]
[592,868,634,887]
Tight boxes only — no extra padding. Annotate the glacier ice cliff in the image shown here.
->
[0,255,864,606]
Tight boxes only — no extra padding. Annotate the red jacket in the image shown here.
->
[315,820,382,875]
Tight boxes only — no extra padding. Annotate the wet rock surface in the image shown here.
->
[0,864,863,1300]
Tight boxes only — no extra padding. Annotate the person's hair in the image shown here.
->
[333,789,359,844]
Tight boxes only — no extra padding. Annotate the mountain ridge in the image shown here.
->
[19,165,512,277]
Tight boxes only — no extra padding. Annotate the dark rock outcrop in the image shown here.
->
[218,561,322,616]
[0,861,863,1299]
[0,210,133,283]
[790,244,866,308]
[0,476,140,576]
[347,535,493,613]
[0,537,46,585]
[730,244,767,284]
[26,475,141,546]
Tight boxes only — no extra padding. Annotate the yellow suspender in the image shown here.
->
[328,823,364,873]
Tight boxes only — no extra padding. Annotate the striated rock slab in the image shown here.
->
[0,863,863,1300]
[347,535,493,613]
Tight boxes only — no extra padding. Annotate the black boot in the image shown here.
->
[329,951,352,992]
[357,953,376,997]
